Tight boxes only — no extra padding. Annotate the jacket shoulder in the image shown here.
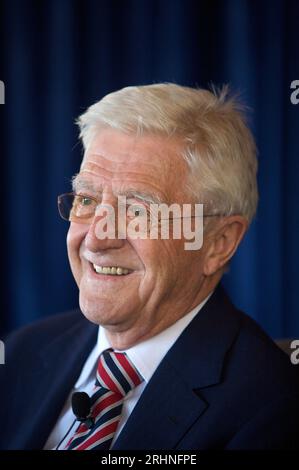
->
[4,309,87,359]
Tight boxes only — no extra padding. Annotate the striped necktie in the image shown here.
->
[66,349,143,450]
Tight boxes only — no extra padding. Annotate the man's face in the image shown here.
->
[67,128,208,346]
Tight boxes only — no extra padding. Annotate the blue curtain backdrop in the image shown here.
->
[0,0,298,339]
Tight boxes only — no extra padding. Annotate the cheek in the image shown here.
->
[168,238,204,279]
[67,225,87,277]
[132,238,179,281]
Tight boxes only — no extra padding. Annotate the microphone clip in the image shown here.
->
[78,415,94,429]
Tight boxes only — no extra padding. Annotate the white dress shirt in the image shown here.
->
[44,293,212,450]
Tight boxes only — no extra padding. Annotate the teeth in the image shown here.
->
[93,264,130,276]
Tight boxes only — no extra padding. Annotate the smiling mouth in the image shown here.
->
[92,264,132,276]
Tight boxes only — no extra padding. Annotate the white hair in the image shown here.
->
[77,83,258,223]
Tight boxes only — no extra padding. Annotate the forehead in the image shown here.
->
[77,129,189,202]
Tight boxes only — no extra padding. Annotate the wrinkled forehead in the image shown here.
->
[72,171,165,205]
[77,129,191,203]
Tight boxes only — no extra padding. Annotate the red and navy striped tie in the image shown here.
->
[66,349,143,450]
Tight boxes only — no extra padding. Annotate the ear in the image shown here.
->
[203,216,248,276]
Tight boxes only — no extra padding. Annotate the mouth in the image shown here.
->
[91,263,133,276]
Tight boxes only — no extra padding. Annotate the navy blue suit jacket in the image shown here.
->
[0,285,299,450]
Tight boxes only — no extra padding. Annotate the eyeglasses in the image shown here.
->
[57,192,225,226]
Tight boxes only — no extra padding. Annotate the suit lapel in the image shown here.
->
[113,285,241,449]
[18,312,97,449]
[112,357,208,450]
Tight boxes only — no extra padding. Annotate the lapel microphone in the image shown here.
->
[71,391,95,429]
[55,391,94,450]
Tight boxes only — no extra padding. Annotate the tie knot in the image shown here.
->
[96,349,143,396]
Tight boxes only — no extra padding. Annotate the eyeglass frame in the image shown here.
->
[57,191,227,225]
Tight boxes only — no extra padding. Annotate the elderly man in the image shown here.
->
[0,84,298,450]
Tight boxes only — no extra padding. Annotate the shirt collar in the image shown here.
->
[74,292,212,389]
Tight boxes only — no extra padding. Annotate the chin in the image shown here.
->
[79,295,107,325]
[78,293,126,329]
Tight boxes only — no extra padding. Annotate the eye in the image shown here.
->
[71,194,96,219]
[80,196,93,206]
[75,194,95,207]
[127,203,147,219]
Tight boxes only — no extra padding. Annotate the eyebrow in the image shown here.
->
[72,175,96,192]
[71,175,164,205]
[118,189,163,205]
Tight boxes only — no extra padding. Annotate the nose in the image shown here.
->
[84,200,125,252]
